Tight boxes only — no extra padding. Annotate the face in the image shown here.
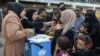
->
[20,9,26,18]
[32,12,38,20]
[75,8,81,17]
[77,39,86,50]
[80,25,86,33]
[85,13,91,22]
[42,10,47,17]
[52,21,57,26]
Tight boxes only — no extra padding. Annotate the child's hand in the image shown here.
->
[72,47,75,53]
[79,33,83,37]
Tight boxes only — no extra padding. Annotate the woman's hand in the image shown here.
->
[25,29,35,37]
[44,22,52,26]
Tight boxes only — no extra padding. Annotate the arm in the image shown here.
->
[88,27,98,38]
[21,18,28,28]
[53,49,57,56]
[53,43,60,56]
[7,17,26,41]
[21,18,44,29]
[87,47,100,56]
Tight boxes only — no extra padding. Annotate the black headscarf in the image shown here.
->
[26,8,36,21]
[87,9,95,14]
[7,2,25,17]
[85,11,98,26]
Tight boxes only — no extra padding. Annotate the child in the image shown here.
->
[79,23,89,36]
[53,36,70,56]
[75,35,92,56]
[79,23,93,49]
[48,19,58,36]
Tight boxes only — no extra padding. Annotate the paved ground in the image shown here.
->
[0,32,4,56]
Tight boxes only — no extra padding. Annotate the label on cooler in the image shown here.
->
[38,49,46,56]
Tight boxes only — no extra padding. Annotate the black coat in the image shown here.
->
[87,47,100,56]
[94,31,100,48]
[85,12,99,49]
[87,24,99,49]
[75,49,89,56]
[21,18,44,34]
[75,46,100,56]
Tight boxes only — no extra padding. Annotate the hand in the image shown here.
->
[25,29,34,37]
[79,33,83,37]
[56,24,62,30]
[72,47,75,53]
[44,22,52,26]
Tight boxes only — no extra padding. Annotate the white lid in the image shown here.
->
[27,34,50,43]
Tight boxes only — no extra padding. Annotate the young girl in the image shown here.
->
[75,35,92,56]
[53,36,70,56]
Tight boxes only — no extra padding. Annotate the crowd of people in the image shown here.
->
[1,2,100,56]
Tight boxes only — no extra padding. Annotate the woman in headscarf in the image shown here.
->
[84,10,99,49]
[52,9,77,55]
[74,9,100,56]
[2,2,34,56]
[21,8,45,34]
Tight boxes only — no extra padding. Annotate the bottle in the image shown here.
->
[24,43,31,56]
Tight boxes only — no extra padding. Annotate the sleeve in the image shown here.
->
[88,27,97,38]
[6,17,26,41]
[87,47,100,56]
[28,22,44,29]
[21,19,28,28]
[21,18,44,29]
[51,30,62,55]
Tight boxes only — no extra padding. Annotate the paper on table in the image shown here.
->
[27,34,50,43]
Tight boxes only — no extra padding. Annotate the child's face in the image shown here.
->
[52,21,57,26]
[77,39,86,50]
[80,25,86,33]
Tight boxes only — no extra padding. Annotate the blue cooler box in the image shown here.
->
[27,34,51,56]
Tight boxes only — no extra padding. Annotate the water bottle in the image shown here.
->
[24,43,31,56]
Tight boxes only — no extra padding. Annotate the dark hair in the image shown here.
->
[77,7,83,11]
[38,8,46,14]
[78,35,92,46]
[52,19,58,24]
[57,2,66,11]
[82,23,89,28]
[57,2,65,7]
[87,9,95,14]
[57,36,70,50]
